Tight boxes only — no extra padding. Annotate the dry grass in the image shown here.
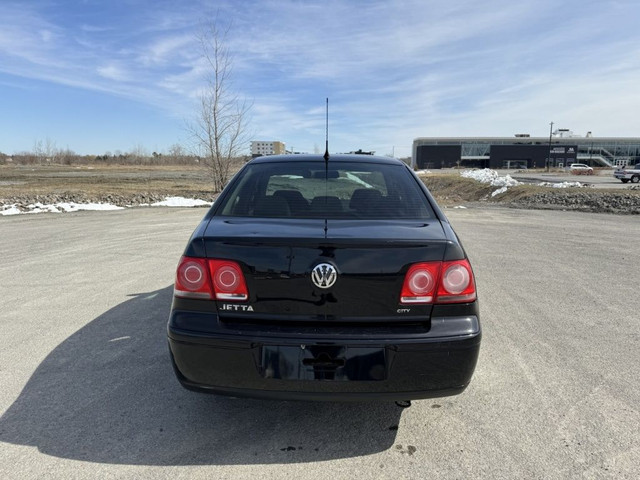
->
[419,174,495,205]
[0,164,218,199]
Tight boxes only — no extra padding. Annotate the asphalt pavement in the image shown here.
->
[0,207,638,479]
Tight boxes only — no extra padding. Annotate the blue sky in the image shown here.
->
[1,0,639,157]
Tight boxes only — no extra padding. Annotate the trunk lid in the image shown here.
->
[203,218,449,322]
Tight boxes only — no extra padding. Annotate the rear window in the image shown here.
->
[217,161,434,220]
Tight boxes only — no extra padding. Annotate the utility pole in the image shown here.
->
[547,121,554,172]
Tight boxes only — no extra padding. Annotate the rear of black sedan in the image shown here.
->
[167,154,480,401]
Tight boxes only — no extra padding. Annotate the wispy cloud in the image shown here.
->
[139,34,195,66]
[96,63,130,81]
[0,0,639,154]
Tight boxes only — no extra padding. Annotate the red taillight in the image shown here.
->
[174,257,249,301]
[175,257,213,299]
[400,262,441,303]
[400,259,476,304]
[208,260,248,301]
[437,260,476,303]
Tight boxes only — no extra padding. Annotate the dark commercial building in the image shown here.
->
[412,136,640,169]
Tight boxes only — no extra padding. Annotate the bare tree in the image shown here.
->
[167,143,193,165]
[128,144,149,164]
[33,137,58,163]
[58,147,77,165]
[189,19,251,192]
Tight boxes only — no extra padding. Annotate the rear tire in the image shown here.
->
[632,176,640,184]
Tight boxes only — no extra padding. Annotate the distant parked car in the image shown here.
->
[569,163,594,175]
[613,164,640,183]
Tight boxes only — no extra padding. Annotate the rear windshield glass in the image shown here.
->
[217,161,435,220]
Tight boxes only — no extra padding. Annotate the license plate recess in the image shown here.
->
[261,345,386,381]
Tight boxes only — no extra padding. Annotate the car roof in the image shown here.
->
[249,154,404,165]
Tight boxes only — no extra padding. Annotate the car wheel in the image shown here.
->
[621,179,629,183]
[632,176,640,184]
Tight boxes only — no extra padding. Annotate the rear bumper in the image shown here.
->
[167,311,481,402]
[614,173,636,180]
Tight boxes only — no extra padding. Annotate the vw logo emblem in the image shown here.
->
[311,263,337,289]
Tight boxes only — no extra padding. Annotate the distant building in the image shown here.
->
[412,134,640,169]
[251,141,286,157]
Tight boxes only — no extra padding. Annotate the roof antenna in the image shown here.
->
[323,98,330,162]
[323,98,329,239]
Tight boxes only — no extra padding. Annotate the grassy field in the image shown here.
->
[0,164,217,198]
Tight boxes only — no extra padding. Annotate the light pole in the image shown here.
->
[547,121,554,172]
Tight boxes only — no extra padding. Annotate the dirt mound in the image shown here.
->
[420,174,640,214]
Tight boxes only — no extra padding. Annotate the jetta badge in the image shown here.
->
[311,263,337,289]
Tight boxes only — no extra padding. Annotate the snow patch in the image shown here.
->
[537,181,588,188]
[461,168,522,197]
[32,202,124,212]
[1,205,22,216]
[1,196,213,215]
[2,202,124,215]
[27,203,61,214]
[151,196,212,207]
[461,169,522,187]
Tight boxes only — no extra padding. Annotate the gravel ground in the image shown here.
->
[504,189,640,214]
[1,191,216,210]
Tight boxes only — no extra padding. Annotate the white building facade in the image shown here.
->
[251,141,286,157]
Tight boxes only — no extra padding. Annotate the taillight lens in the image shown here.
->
[174,257,249,301]
[400,262,441,303]
[208,260,248,301]
[175,257,213,299]
[437,260,476,303]
[400,259,476,304]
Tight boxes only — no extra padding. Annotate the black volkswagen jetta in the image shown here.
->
[168,154,481,401]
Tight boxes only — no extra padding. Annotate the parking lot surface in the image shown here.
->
[0,207,638,479]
